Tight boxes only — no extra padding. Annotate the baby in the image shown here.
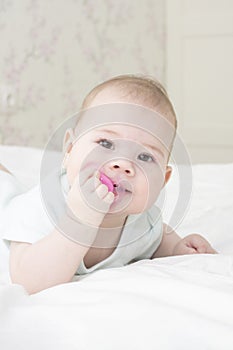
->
[0,74,217,294]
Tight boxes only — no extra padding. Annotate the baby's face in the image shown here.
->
[62,88,174,216]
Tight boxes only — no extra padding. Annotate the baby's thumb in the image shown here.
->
[196,245,207,254]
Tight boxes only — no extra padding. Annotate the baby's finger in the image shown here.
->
[188,235,217,254]
[205,245,218,254]
[81,172,101,193]
[174,242,198,255]
[183,246,199,254]
[79,167,99,186]
[103,191,115,204]
[196,244,208,254]
[95,183,109,199]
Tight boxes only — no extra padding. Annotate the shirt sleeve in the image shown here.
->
[0,172,54,249]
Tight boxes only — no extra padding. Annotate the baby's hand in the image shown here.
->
[66,167,115,227]
[172,234,218,256]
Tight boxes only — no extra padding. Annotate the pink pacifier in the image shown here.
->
[99,172,114,192]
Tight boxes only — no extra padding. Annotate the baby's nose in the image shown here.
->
[108,159,135,176]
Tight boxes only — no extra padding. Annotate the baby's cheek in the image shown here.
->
[66,162,80,187]
[144,171,165,205]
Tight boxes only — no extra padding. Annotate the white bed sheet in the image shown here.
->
[0,145,233,349]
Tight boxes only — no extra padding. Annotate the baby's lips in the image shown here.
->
[99,172,114,192]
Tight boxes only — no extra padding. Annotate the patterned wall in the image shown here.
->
[0,0,165,148]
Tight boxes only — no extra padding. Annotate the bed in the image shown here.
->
[0,145,233,349]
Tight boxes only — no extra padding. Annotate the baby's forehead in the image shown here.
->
[90,123,158,141]
[76,103,175,151]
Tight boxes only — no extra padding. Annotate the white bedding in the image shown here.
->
[0,145,233,349]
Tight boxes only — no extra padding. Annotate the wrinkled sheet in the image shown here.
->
[1,255,233,349]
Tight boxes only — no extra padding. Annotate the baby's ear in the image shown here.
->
[162,165,172,188]
[62,128,75,155]
[62,128,75,170]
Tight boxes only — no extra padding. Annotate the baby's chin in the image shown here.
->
[108,197,149,216]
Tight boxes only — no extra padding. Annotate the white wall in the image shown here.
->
[166,0,233,163]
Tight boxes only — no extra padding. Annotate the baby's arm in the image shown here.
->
[9,168,114,295]
[10,220,98,295]
[0,163,93,293]
[151,223,181,258]
[0,162,89,294]
[151,223,217,259]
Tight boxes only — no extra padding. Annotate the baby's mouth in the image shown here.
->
[99,171,132,196]
[113,183,131,196]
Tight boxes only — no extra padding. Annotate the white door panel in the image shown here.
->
[166,0,233,163]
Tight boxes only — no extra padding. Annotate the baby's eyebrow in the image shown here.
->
[93,128,165,158]
[94,128,119,136]
[142,143,165,159]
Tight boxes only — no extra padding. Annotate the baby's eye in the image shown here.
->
[138,153,155,162]
[96,138,114,150]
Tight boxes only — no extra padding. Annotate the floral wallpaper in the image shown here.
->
[0,0,165,148]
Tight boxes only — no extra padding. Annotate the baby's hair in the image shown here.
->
[74,74,177,161]
[81,74,177,127]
